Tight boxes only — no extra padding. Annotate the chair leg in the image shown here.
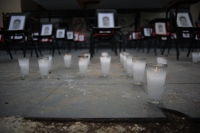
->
[56,41,61,55]
[154,38,157,55]
[147,38,152,53]
[162,37,169,55]
[187,38,195,57]
[168,37,172,54]
[4,42,13,59]
[175,38,180,60]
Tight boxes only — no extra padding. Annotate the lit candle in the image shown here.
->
[132,57,146,85]
[63,54,72,68]
[38,57,49,78]
[119,52,124,64]
[44,55,52,73]
[157,55,167,64]
[18,58,29,79]
[126,55,133,76]
[102,52,108,57]
[192,52,199,63]
[100,55,111,76]
[146,63,167,104]
[123,52,129,71]
[83,53,90,65]
[78,56,88,76]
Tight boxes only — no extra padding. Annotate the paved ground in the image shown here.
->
[0,48,199,122]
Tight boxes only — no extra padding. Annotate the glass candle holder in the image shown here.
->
[119,52,124,64]
[100,55,111,76]
[126,55,133,76]
[146,63,168,104]
[132,57,146,85]
[102,52,109,57]
[18,58,29,80]
[123,52,129,71]
[44,55,52,73]
[63,54,72,68]
[192,52,199,63]
[83,53,90,66]
[157,55,167,64]
[78,56,88,76]
[38,57,49,78]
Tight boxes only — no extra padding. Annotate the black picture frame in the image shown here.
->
[8,14,26,30]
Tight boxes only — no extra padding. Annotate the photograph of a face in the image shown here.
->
[79,34,85,41]
[177,13,192,27]
[144,28,152,36]
[74,33,79,41]
[155,22,166,35]
[8,16,26,30]
[56,29,65,38]
[67,31,73,40]
[41,24,53,36]
[182,30,190,38]
[98,13,114,28]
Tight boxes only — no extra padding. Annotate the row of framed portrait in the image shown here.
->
[32,31,85,41]
[8,12,192,32]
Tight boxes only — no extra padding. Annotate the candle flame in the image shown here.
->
[80,57,82,61]
[42,60,44,63]
[154,67,158,72]
[65,54,68,56]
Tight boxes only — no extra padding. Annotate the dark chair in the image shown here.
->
[148,18,171,55]
[90,9,124,58]
[66,31,74,52]
[168,9,200,60]
[140,27,153,53]
[54,28,68,52]
[0,12,39,59]
[34,23,61,56]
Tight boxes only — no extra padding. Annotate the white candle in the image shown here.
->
[157,55,167,64]
[64,54,72,68]
[146,64,167,104]
[38,57,49,78]
[18,58,29,76]
[78,56,88,75]
[199,52,200,62]
[102,52,108,57]
[100,55,111,76]
[44,55,52,72]
[123,52,129,71]
[132,58,146,85]
[83,53,90,65]
[126,55,133,76]
[120,52,123,64]
[192,52,199,63]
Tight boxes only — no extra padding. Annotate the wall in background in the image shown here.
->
[190,1,200,24]
[140,12,166,27]
[0,0,21,27]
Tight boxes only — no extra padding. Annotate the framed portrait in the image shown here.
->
[32,32,39,41]
[155,22,166,35]
[177,13,192,27]
[41,24,53,36]
[98,13,115,28]
[182,30,190,38]
[74,32,79,41]
[79,34,85,41]
[56,29,65,38]
[144,28,152,37]
[66,31,73,40]
[8,15,26,30]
